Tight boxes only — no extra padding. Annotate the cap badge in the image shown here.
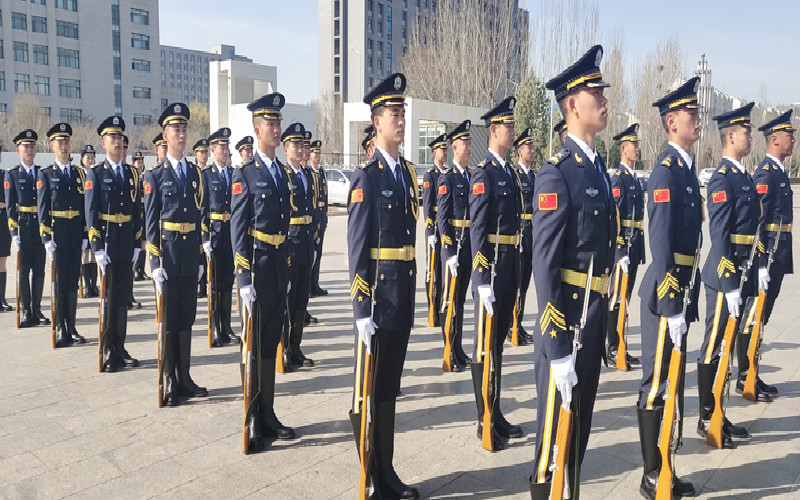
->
[273,95,280,106]
[693,80,700,93]
[60,124,66,131]
[295,124,300,132]
[394,76,402,90]
[174,104,181,113]
[26,131,31,138]
[595,48,603,66]
[509,97,516,110]
[113,117,119,125]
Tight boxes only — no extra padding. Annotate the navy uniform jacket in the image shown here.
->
[422,167,443,239]
[754,156,793,275]
[37,164,86,248]
[6,165,44,244]
[531,138,616,360]
[347,153,418,328]
[437,166,472,261]
[143,160,205,277]
[469,152,522,291]
[638,145,703,319]
[313,166,328,234]
[85,160,142,262]
[611,165,645,264]
[0,168,10,255]
[200,163,232,253]
[285,164,316,261]
[701,159,765,294]
[230,154,291,289]
[516,164,535,251]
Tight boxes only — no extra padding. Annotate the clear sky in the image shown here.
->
[159,0,798,106]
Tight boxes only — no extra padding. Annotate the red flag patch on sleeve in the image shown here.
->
[712,190,727,203]
[85,180,93,190]
[653,189,670,203]
[612,187,621,198]
[143,181,151,194]
[350,188,364,203]
[438,184,447,195]
[3,181,8,189]
[423,181,430,189]
[36,180,43,189]
[538,193,557,211]
[756,183,768,194]
[472,182,484,194]
[232,182,242,195]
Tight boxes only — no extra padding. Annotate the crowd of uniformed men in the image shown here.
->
[2,41,795,500]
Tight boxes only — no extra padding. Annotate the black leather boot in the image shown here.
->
[163,334,178,406]
[177,328,208,397]
[607,304,620,366]
[493,361,522,439]
[290,310,314,367]
[260,366,295,439]
[376,400,420,500]
[471,362,505,451]
[67,291,85,343]
[32,275,49,325]
[86,264,99,298]
[221,289,239,343]
[637,408,661,500]
[696,362,735,448]
[0,272,12,311]
[528,477,550,500]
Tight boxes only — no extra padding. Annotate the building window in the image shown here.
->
[387,7,392,39]
[387,43,392,74]
[418,123,446,164]
[13,42,29,62]
[58,78,81,98]
[190,54,195,62]
[133,114,151,125]
[334,38,340,55]
[378,17,383,34]
[368,39,373,52]
[334,0,339,17]
[183,53,187,61]
[0,72,5,92]
[33,44,48,65]
[378,4,383,14]
[0,104,6,113]
[169,51,173,60]
[59,108,82,121]
[32,0,47,5]
[132,58,150,71]
[32,16,47,33]
[378,58,383,72]
[131,33,150,50]
[14,74,31,93]
[368,0,372,11]
[57,48,80,68]
[334,57,340,74]
[130,8,149,25]
[55,0,78,11]
[334,76,340,93]
[12,12,27,30]
[378,41,383,53]
[34,76,50,95]
[133,86,150,99]
[56,20,78,39]
[367,57,372,71]
[367,16,372,34]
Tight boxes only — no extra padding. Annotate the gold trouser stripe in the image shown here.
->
[536,369,558,483]
[476,304,484,363]
[488,233,520,245]
[290,215,313,225]
[730,234,755,245]
[161,221,196,233]
[765,223,792,233]
[521,213,532,220]
[742,296,758,336]
[621,218,644,229]
[18,205,37,213]
[100,213,132,223]
[646,317,669,409]
[448,219,471,228]
[247,227,286,246]
[369,246,415,261]
[674,252,695,266]
[52,209,80,219]
[704,292,725,364]
[209,212,231,221]
[560,268,610,294]
[609,262,621,306]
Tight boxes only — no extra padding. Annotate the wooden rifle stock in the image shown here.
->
[426,245,437,327]
[549,396,574,500]
[97,266,108,372]
[480,307,495,451]
[616,267,630,371]
[207,255,214,348]
[441,268,457,372]
[276,296,291,373]
[242,303,254,454]
[357,348,375,500]
[742,291,766,401]
[657,348,683,500]
[50,255,57,349]
[511,297,521,346]
[15,250,20,328]
[706,316,737,448]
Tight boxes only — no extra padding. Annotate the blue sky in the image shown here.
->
[159,0,798,106]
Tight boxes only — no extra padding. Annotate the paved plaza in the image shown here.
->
[2,202,799,500]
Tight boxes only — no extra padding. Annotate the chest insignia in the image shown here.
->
[686,186,693,194]
[381,190,393,197]
[586,187,598,197]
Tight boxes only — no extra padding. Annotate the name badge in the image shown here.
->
[104,178,114,184]
[686,186,693,194]
[19,178,26,184]
[742,186,750,191]
[498,181,507,187]
[382,190,393,197]
[630,185,636,191]
[164,181,174,187]
[256,181,268,187]
[52,177,60,182]
[586,187,598,197]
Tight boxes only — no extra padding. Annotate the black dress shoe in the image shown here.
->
[102,360,120,373]
[523,332,534,343]
[179,378,208,397]
[247,436,267,453]
[723,417,749,438]
[36,311,50,325]
[131,298,142,309]
[450,362,464,372]
[476,424,507,451]
[757,377,778,395]
[607,346,618,365]
[20,311,34,328]
[121,353,140,367]
[0,299,12,311]
[55,337,71,348]
[697,419,736,448]
[384,473,420,500]
[219,332,232,345]
[71,332,87,344]
[211,337,224,348]
[86,288,99,298]
[264,417,296,440]
[736,378,773,401]
[495,414,523,439]
[627,353,641,365]
[673,475,696,497]
[227,331,241,344]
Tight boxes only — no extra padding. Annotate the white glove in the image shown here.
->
[446,255,458,277]
[313,251,318,267]
[478,285,495,316]
[152,267,168,294]
[239,285,256,314]
[197,265,204,281]
[95,250,111,275]
[667,314,687,350]
[131,247,140,266]
[618,255,630,275]
[758,267,770,293]
[551,354,578,408]
[202,241,213,259]
[725,289,741,318]
[427,234,437,249]
[44,240,57,258]
[12,235,21,252]
[81,239,88,252]
[356,316,376,354]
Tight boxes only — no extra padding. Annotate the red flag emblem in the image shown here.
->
[712,190,727,203]
[538,193,557,211]
[653,189,670,203]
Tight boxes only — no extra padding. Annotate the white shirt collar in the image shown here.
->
[166,153,184,171]
[766,153,786,172]
[488,148,506,168]
[106,158,121,170]
[668,141,693,169]
[21,163,35,172]
[567,133,597,164]
[55,160,70,171]
[434,162,448,173]
[376,145,398,171]
[255,148,275,166]
[288,163,302,174]
[453,160,466,174]
[722,156,747,173]
[517,162,531,175]
[619,161,635,175]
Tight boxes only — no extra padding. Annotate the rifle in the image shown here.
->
[49,193,57,349]
[276,295,292,373]
[98,200,111,372]
[656,230,702,499]
[550,256,592,500]
[480,215,501,451]
[616,226,634,371]
[441,211,468,372]
[242,206,260,453]
[426,240,437,327]
[207,253,216,348]
[15,247,20,328]
[156,208,167,407]
[742,218,781,401]
[707,224,761,448]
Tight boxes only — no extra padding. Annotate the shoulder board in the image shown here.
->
[427,166,435,173]
[477,161,487,169]
[718,166,727,174]
[406,160,415,168]
[660,155,674,168]
[547,148,569,166]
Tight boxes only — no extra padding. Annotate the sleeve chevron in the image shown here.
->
[656,272,680,300]
[441,234,453,246]
[146,241,161,258]
[350,274,371,301]
[717,256,736,278]
[472,251,489,272]
[234,252,250,271]
[539,302,566,336]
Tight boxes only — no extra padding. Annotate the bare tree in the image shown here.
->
[597,29,629,167]
[529,0,599,83]
[6,94,52,152]
[314,90,343,164]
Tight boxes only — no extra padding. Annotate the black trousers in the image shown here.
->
[53,243,81,325]
[19,241,45,314]
[761,268,785,325]
[426,241,442,326]
[101,253,133,360]
[164,275,199,331]
[311,228,325,291]
[441,241,471,356]
[607,263,639,350]
[287,247,312,352]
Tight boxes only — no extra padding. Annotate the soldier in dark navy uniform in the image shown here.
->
[153,133,168,163]
[347,73,420,499]
[231,92,296,451]
[436,119,473,369]
[38,123,87,347]
[554,119,568,145]
[131,151,148,282]
[202,128,237,347]
[193,139,210,299]
[696,103,761,448]
[85,116,142,371]
[607,123,644,368]
[741,111,795,398]
[309,139,329,297]
[235,135,254,167]
[143,103,208,405]
[0,146,13,312]
[528,45,616,497]
[6,130,49,328]
[300,130,319,327]
[469,95,524,451]
[78,144,100,298]
[362,125,376,160]
[512,127,535,347]
[634,78,703,499]
[120,136,144,310]
[423,133,448,330]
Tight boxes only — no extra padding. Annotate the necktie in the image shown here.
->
[221,168,228,190]
[177,162,186,186]
[28,168,35,184]
[63,166,70,180]
[394,165,403,190]
[116,165,125,185]
[463,170,469,184]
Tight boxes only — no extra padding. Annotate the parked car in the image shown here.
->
[326,168,353,205]
[635,170,650,192]
[698,168,715,187]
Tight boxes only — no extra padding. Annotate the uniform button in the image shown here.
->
[409,270,413,276]
[183,194,187,198]
[182,235,186,240]
[605,267,609,274]
[281,214,284,219]
[594,210,598,215]
[184,208,187,212]
[573,293,579,300]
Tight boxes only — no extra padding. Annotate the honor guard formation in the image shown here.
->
[6,40,797,500]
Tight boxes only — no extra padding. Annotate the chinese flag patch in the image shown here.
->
[85,180,93,190]
[438,184,447,195]
[143,181,151,194]
[232,182,242,195]
[612,187,621,198]
[472,182,484,194]
[423,181,430,189]
[350,188,364,203]
[756,183,768,194]
[36,180,43,189]
[712,190,727,203]
[538,193,557,211]
[653,189,670,203]
[3,181,8,189]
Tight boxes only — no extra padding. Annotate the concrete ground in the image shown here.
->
[1,202,799,500]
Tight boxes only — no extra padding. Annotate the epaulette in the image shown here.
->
[407,160,415,168]
[477,161,487,169]
[660,155,675,168]
[547,148,569,166]
[718,166,727,174]
[427,166,435,173]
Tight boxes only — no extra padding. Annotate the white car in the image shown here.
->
[698,168,715,187]
[326,168,353,205]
